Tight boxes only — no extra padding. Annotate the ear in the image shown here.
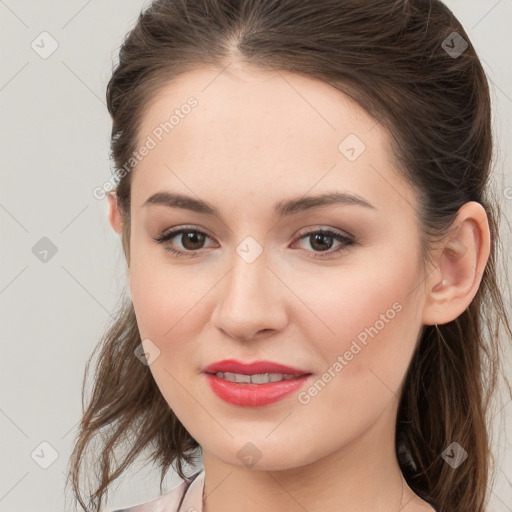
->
[422,201,491,326]
[107,191,123,234]
[107,191,132,278]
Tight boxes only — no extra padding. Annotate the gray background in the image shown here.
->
[0,0,511,510]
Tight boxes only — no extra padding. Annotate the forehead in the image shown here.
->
[132,64,416,216]
[138,64,377,151]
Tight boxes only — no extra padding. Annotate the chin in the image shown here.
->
[203,436,320,472]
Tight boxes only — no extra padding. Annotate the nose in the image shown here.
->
[210,249,288,342]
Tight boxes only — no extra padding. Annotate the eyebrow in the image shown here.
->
[142,190,376,218]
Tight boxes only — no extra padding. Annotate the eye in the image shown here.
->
[293,227,355,259]
[153,226,216,257]
[153,225,355,259]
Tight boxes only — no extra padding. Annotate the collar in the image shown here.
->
[179,469,205,511]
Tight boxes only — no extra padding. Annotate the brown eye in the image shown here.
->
[295,228,355,259]
[179,230,207,250]
[309,232,335,252]
[153,226,355,259]
[153,227,215,257]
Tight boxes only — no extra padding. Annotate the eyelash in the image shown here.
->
[153,225,356,260]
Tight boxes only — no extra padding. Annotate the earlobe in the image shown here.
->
[422,202,491,326]
[107,192,123,234]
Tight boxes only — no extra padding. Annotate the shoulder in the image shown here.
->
[112,470,203,512]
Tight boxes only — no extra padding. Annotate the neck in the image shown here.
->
[201,400,419,512]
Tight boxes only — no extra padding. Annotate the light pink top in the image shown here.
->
[113,470,204,512]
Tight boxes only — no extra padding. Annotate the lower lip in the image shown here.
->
[205,374,311,407]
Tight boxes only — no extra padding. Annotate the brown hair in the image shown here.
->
[67,1,512,511]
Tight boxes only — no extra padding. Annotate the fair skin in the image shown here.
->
[108,61,490,512]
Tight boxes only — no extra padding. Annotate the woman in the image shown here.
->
[67,1,511,511]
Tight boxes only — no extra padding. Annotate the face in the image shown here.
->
[123,62,428,471]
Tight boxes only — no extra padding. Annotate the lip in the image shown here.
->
[203,359,312,407]
[202,359,309,376]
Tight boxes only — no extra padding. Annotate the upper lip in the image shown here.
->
[203,359,310,376]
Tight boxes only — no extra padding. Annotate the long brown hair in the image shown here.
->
[67,1,512,510]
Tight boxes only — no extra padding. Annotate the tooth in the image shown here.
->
[250,373,270,384]
[215,372,299,384]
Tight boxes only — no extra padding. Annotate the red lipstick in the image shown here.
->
[203,359,312,407]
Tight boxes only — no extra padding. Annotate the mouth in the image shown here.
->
[202,359,312,407]
[211,371,300,384]
[203,359,310,376]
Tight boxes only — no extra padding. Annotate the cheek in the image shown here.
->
[302,255,422,395]
[290,267,421,445]
[131,273,194,339]
[129,261,211,412]
[129,253,219,358]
